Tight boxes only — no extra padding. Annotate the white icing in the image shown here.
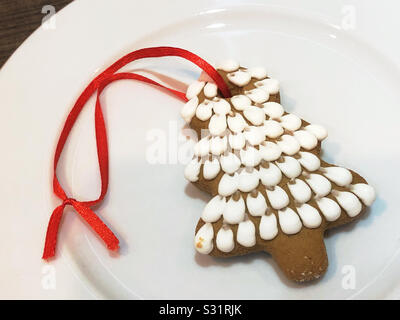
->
[209,114,227,136]
[350,183,376,206]
[259,142,282,161]
[216,59,239,72]
[254,78,279,94]
[228,132,246,150]
[216,226,235,252]
[246,192,267,216]
[184,158,201,182]
[238,168,260,192]
[333,190,362,217]
[288,179,312,203]
[240,146,261,167]
[227,70,251,87]
[227,113,247,133]
[218,173,239,196]
[204,82,218,98]
[296,204,322,228]
[245,88,269,104]
[278,208,302,235]
[263,120,284,138]
[193,137,210,157]
[244,126,265,146]
[259,163,282,187]
[293,130,318,150]
[259,214,278,240]
[201,195,225,222]
[266,186,289,210]
[210,136,227,155]
[223,195,245,224]
[237,219,256,247]
[181,97,198,123]
[298,152,320,171]
[243,106,265,126]
[305,174,332,197]
[249,67,267,80]
[186,81,205,100]
[275,156,302,179]
[263,102,284,119]
[195,101,213,121]
[277,135,300,155]
[321,166,353,187]
[212,98,231,115]
[280,114,302,131]
[230,95,251,111]
[220,152,241,174]
[316,197,341,221]
[194,223,214,254]
[203,158,220,180]
[305,124,328,141]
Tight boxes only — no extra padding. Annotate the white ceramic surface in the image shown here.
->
[1,0,400,299]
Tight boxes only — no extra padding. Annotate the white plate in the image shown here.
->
[1,0,400,299]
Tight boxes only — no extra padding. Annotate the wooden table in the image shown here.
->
[0,0,73,67]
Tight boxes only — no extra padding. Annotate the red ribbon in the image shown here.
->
[42,47,231,259]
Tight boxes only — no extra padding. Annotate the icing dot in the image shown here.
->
[210,136,228,155]
[220,152,241,174]
[218,173,239,196]
[293,130,318,150]
[277,135,301,155]
[203,158,220,180]
[227,70,251,87]
[194,137,210,157]
[280,114,302,131]
[238,168,260,192]
[237,220,256,247]
[333,190,362,217]
[243,106,265,126]
[316,197,341,221]
[244,126,265,146]
[228,132,246,150]
[259,214,278,240]
[216,226,235,252]
[204,82,218,98]
[296,204,322,228]
[259,142,282,161]
[259,163,282,187]
[298,152,321,171]
[201,195,225,222]
[266,186,289,210]
[350,183,376,206]
[254,78,280,94]
[321,166,353,187]
[181,97,198,123]
[249,67,267,80]
[186,81,205,100]
[305,174,332,197]
[275,156,302,179]
[227,113,247,133]
[240,146,261,167]
[209,114,227,136]
[212,98,231,115]
[263,120,284,138]
[305,124,328,140]
[288,179,312,203]
[194,223,214,254]
[245,88,269,103]
[263,102,284,119]
[196,101,213,121]
[230,95,251,111]
[216,59,239,72]
[223,195,246,224]
[184,158,201,182]
[278,208,302,235]
[246,192,267,216]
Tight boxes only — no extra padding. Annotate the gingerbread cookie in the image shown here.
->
[182,60,376,282]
